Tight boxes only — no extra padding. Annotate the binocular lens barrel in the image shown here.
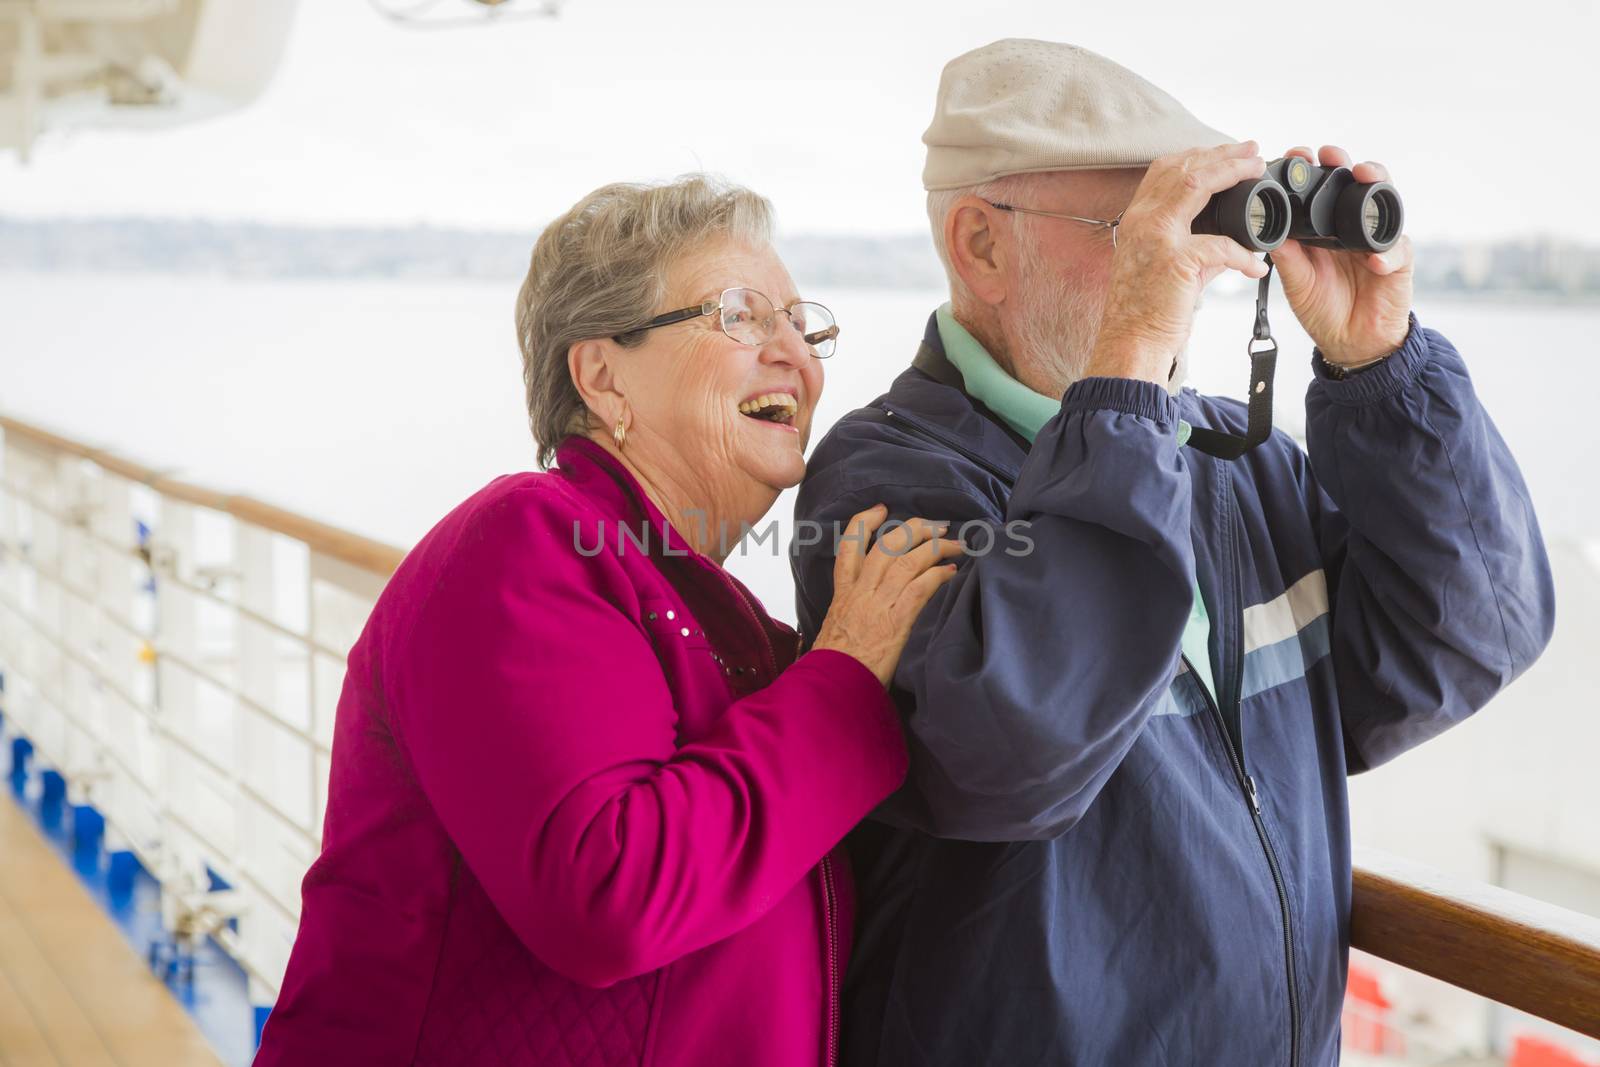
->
[1331,181,1404,252]
[1249,187,1290,245]
[1363,198,1382,239]
[1247,196,1268,238]
[1193,178,1291,252]
[1366,188,1402,247]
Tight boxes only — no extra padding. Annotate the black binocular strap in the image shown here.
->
[1185,256,1278,461]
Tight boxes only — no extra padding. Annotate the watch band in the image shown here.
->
[1317,351,1390,379]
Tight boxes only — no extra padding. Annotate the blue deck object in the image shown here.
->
[2,721,258,1066]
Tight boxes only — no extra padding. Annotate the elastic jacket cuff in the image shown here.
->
[1062,376,1180,428]
[1311,312,1430,406]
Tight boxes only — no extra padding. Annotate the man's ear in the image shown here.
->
[945,195,1012,307]
[569,338,627,432]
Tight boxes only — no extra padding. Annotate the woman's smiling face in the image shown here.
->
[609,239,826,523]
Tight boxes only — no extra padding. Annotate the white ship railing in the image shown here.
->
[0,413,402,1012]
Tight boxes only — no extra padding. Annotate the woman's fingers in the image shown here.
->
[892,530,966,578]
[810,515,967,688]
[899,560,961,616]
[832,503,887,589]
[865,515,947,566]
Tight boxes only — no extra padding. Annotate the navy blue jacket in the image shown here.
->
[790,311,1555,1066]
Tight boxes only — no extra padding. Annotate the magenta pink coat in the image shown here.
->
[254,435,908,1066]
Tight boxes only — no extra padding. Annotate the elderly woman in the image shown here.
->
[254,175,960,1067]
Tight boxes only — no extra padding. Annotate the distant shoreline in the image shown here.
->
[5,268,1598,308]
[3,215,1598,300]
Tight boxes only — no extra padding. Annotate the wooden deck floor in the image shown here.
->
[0,797,223,1067]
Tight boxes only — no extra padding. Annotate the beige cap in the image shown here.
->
[922,39,1235,191]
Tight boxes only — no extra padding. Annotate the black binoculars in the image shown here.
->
[1193,157,1403,254]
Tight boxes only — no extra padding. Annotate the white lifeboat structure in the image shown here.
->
[0,0,301,162]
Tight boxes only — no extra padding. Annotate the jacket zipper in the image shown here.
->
[1196,492,1302,1067]
[1186,656,1300,1067]
[720,572,778,679]
[819,852,841,1067]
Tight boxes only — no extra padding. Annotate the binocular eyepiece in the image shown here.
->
[1193,157,1403,254]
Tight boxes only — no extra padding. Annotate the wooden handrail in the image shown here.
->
[6,409,1600,1037]
[228,494,405,576]
[0,414,407,575]
[1352,848,1600,1038]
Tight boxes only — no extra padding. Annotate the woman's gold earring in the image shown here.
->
[613,418,627,451]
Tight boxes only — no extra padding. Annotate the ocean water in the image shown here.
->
[1,271,1593,621]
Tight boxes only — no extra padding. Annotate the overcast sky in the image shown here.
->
[2,0,1595,242]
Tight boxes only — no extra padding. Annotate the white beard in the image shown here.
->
[1010,240,1103,397]
[1011,236,1195,398]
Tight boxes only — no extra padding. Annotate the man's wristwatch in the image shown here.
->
[1315,351,1390,379]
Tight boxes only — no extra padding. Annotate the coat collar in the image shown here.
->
[551,433,799,651]
[553,434,702,560]
[897,310,1205,468]
[891,312,1035,467]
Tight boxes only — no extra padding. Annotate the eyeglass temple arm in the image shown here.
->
[988,200,1119,228]
[612,303,715,341]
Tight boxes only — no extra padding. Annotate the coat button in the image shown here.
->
[646,611,658,621]
[680,627,690,637]
[666,610,675,620]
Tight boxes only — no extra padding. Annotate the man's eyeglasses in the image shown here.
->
[613,287,840,358]
[983,199,1126,248]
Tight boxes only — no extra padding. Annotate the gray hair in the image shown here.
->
[926,171,1057,309]
[515,174,775,468]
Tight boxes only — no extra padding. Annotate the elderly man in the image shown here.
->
[791,39,1555,1066]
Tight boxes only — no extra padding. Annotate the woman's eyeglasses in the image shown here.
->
[613,287,839,358]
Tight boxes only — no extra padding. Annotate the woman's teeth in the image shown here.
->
[738,393,798,424]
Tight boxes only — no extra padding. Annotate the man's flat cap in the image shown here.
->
[922,39,1235,191]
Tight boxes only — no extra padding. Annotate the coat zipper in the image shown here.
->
[819,852,841,1067]
[719,570,778,679]
[1196,491,1302,1067]
[1186,656,1300,1067]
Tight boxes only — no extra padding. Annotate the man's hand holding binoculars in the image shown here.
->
[1270,144,1413,368]
[1086,139,1414,386]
